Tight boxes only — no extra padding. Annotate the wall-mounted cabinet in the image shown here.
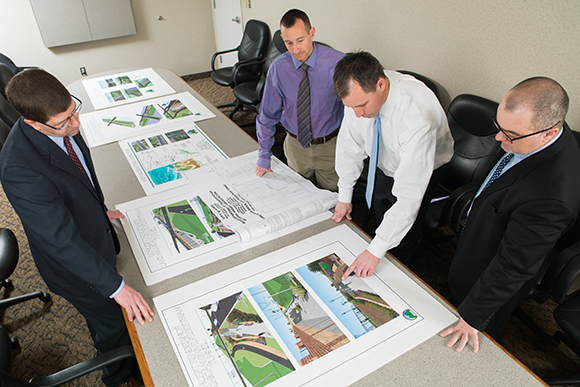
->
[30,0,136,48]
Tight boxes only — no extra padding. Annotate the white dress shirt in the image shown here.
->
[336,70,454,259]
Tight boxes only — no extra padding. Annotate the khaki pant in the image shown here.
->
[283,133,338,192]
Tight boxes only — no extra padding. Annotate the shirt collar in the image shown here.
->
[292,43,318,70]
[513,126,563,163]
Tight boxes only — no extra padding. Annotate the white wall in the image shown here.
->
[242,0,580,130]
[2,0,579,129]
[0,0,216,85]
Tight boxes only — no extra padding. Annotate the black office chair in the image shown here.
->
[422,94,504,258]
[0,64,20,127]
[0,321,136,387]
[0,54,24,77]
[511,239,580,386]
[210,19,270,112]
[397,70,439,100]
[0,228,51,346]
[229,29,287,121]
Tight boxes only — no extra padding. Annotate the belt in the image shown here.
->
[287,128,339,145]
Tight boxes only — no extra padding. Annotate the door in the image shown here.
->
[211,0,244,68]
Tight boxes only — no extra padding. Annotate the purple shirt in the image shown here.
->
[256,43,344,169]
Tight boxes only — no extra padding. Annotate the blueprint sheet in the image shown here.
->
[184,151,338,243]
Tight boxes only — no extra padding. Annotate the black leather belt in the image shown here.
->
[287,128,339,145]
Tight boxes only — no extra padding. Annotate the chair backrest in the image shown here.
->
[397,70,439,100]
[0,92,19,129]
[0,229,18,282]
[255,30,288,100]
[238,20,270,74]
[0,64,14,100]
[439,94,503,192]
[264,30,287,75]
[0,54,22,76]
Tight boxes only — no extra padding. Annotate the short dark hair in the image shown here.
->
[6,69,71,123]
[280,9,311,31]
[333,51,385,100]
[504,77,569,131]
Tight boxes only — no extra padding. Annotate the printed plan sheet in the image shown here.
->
[79,92,215,147]
[154,225,457,387]
[119,123,227,195]
[81,68,175,110]
[183,151,338,243]
[116,186,331,285]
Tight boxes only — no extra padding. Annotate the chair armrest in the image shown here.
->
[210,47,239,71]
[440,182,478,233]
[552,242,580,304]
[29,345,135,387]
[231,55,265,86]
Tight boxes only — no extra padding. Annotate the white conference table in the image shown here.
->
[68,68,546,387]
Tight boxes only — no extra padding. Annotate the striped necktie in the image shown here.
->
[64,136,91,183]
[296,63,312,148]
[365,115,381,208]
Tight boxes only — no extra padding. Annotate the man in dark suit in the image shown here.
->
[0,69,153,387]
[441,77,580,352]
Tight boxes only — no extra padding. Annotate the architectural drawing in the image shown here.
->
[153,225,457,387]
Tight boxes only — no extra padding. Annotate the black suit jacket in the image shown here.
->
[0,118,122,299]
[448,126,580,332]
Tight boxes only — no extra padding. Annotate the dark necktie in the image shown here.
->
[481,153,514,192]
[296,63,312,148]
[64,136,91,183]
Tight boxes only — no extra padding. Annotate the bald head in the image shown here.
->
[504,77,568,131]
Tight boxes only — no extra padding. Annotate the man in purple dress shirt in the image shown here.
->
[255,9,344,191]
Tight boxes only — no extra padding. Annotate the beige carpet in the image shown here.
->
[0,72,577,386]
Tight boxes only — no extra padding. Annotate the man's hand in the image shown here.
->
[331,201,353,223]
[255,165,273,177]
[107,209,125,221]
[114,284,154,325]
[440,317,480,353]
[342,249,380,279]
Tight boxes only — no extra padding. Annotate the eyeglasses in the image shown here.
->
[40,95,83,131]
[492,115,560,143]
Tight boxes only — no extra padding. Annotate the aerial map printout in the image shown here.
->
[119,123,228,195]
[81,68,176,110]
[154,225,457,387]
[79,92,215,147]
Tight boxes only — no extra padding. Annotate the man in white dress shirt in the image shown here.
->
[331,51,454,277]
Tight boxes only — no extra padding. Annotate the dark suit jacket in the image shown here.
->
[449,126,580,332]
[0,118,122,299]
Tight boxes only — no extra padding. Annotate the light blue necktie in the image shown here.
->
[365,115,381,208]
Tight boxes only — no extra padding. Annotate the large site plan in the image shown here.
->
[116,185,332,285]
[154,225,457,387]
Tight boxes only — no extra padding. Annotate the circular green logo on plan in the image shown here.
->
[402,309,418,320]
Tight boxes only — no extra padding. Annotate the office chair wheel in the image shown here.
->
[10,337,18,349]
[40,292,51,303]
[0,279,13,290]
